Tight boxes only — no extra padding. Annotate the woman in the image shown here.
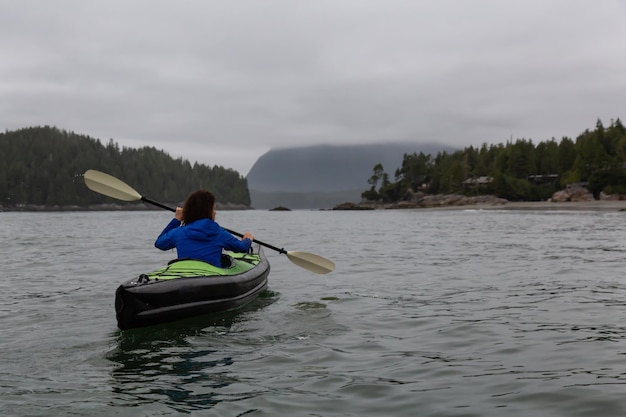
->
[155,190,254,267]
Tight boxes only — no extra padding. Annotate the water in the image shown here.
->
[2,208,626,416]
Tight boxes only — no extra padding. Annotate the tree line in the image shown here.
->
[364,118,626,202]
[0,126,251,208]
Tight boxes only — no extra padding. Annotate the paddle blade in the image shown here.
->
[286,251,335,274]
[84,170,142,202]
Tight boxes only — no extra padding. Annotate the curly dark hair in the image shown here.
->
[182,190,216,224]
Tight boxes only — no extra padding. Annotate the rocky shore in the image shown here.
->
[333,191,626,212]
[473,200,626,211]
[334,194,507,210]
[332,183,626,212]
[333,198,626,212]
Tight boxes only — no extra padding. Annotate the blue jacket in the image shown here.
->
[154,218,252,266]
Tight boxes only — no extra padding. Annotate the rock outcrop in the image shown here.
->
[550,184,593,202]
[599,191,626,201]
[332,202,375,210]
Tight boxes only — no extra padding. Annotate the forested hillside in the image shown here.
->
[0,126,250,209]
[364,118,626,203]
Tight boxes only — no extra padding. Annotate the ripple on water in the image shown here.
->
[3,210,626,416]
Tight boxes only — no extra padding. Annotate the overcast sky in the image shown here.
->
[2,1,625,176]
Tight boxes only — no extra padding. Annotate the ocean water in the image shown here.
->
[2,208,626,416]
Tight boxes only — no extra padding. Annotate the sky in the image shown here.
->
[2,1,625,176]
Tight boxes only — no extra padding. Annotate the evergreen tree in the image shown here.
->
[362,117,626,202]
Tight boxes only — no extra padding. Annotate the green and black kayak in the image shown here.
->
[115,244,270,330]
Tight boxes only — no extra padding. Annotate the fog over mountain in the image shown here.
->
[246,142,454,209]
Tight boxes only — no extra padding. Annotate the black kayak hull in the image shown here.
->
[115,247,270,330]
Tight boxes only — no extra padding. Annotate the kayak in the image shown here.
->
[114,245,270,330]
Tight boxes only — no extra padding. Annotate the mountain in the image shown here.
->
[246,142,455,209]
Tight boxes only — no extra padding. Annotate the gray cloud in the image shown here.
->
[2,0,625,175]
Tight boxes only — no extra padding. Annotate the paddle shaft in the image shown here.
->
[142,196,288,255]
[83,169,334,273]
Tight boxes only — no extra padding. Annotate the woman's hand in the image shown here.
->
[174,207,183,222]
[242,232,254,241]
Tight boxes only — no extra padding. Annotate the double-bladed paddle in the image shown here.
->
[83,169,335,274]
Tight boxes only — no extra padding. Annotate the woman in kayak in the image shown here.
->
[154,190,254,267]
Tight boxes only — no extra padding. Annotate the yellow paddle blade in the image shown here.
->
[286,251,335,274]
[83,170,142,202]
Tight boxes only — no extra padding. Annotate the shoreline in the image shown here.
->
[0,202,252,212]
[418,200,626,212]
[4,200,626,213]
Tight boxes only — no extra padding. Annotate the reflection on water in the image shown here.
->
[106,291,278,413]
